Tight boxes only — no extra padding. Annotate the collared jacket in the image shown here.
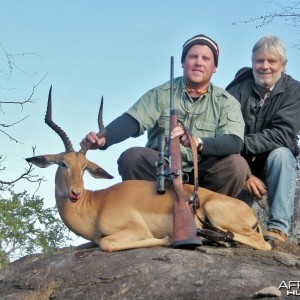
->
[226,67,300,166]
[127,76,244,172]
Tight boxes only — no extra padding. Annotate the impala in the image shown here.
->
[26,87,271,252]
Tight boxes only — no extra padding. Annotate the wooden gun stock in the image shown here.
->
[156,133,166,194]
[167,57,202,249]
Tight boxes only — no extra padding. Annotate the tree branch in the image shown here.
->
[0,41,43,78]
[0,72,47,110]
[0,147,44,192]
[233,1,300,47]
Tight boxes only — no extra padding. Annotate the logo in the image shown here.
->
[279,281,300,296]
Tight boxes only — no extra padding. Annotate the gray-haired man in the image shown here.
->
[227,36,300,242]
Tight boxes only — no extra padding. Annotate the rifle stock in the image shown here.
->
[156,132,166,194]
[167,56,202,249]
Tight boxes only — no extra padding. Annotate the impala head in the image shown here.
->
[26,86,113,203]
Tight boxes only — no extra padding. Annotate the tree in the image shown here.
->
[0,43,75,267]
[234,1,300,47]
[0,191,74,268]
[0,41,45,192]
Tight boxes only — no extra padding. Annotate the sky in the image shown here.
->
[1,0,300,244]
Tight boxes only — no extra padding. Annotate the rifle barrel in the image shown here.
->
[170,56,174,111]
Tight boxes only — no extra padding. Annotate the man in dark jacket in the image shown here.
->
[226,36,300,242]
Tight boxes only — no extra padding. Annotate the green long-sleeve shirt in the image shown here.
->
[126,77,245,172]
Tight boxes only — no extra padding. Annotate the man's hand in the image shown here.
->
[170,126,202,150]
[80,131,106,151]
[244,174,267,199]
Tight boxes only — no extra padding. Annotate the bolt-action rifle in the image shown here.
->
[166,56,202,248]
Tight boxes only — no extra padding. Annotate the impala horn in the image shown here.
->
[45,86,75,153]
[79,95,106,155]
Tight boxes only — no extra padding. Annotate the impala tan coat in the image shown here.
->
[27,151,271,252]
[26,87,271,253]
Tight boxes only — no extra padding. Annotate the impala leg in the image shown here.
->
[99,232,171,252]
[201,200,271,250]
[230,228,271,250]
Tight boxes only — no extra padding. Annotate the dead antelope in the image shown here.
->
[26,87,271,252]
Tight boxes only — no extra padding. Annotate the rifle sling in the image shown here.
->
[196,216,234,242]
[182,126,237,243]
[181,125,199,210]
[196,214,259,243]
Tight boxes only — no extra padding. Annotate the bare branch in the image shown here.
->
[0,41,43,78]
[233,1,300,48]
[0,129,23,144]
[0,72,47,110]
[0,42,46,196]
[0,156,6,172]
[0,73,47,143]
[0,115,29,128]
[0,147,44,193]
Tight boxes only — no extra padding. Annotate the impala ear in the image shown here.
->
[85,160,114,179]
[25,155,59,168]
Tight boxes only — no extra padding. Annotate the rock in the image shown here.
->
[253,286,281,298]
[0,241,300,299]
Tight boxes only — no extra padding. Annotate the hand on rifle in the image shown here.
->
[170,126,203,152]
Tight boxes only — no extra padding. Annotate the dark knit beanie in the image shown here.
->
[181,34,219,67]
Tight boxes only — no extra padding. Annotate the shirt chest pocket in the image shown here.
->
[195,120,217,137]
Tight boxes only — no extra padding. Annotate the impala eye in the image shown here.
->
[60,161,67,168]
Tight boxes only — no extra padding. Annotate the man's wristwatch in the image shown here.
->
[196,137,203,152]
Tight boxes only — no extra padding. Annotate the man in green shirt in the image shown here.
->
[81,34,250,198]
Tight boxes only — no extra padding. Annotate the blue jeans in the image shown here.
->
[237,147,297,235]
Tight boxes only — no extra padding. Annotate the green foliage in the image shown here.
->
[0,191,75,268]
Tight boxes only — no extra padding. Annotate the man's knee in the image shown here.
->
[227,154,250,179]
[268,147,295,163]
[117,147,142,168]
[266,147,297,172]
[117,147,159,181]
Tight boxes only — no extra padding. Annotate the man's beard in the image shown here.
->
[253,71,282,89]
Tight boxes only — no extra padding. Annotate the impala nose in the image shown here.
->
[69,189,81,203]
